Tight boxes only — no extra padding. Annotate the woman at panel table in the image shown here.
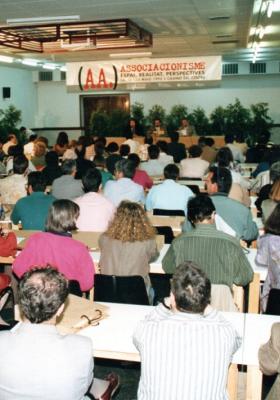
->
[13,199,94,292]
[256,203,280,312]
[98,201,158,301]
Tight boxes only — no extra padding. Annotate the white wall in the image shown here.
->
[0,65,37,128]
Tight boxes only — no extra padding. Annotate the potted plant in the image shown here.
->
[90,110,109,137]
[188,107,210,136]
[0,105,22,143]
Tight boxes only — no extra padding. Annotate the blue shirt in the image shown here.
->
[104,177,145,207]
[145,179,194,214]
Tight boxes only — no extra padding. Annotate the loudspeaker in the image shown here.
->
[2,87,11,99]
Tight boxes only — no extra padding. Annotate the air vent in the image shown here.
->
[60,71,66,81]
[209,16,230,21]
[212,40,238,44]
[39,71,53,81]
[216,34,232,38]
[222,63,238,75]
[250,62,266,74]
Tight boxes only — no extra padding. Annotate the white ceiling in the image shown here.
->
[0,0,280,63]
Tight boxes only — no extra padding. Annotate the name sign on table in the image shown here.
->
[66,56,222,91]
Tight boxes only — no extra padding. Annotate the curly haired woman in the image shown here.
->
[99,201,158,300]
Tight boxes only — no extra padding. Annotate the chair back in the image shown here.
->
[155,226,174,244]
[153,208,185,216]
[0,287,16,330]
[186,184,200,195]
[94,275,149,305]
[69,280,83,297]
[265,289,280,315]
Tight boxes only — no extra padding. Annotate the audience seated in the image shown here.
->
[133,262,241,400]
[52,159,84,200]
[41,151,62,186]
[123,131,140,154]
[13,200,95,292]
[256,204,280,312]
[180,145,209,178]
[104,159,145,207]
[157,140,174,165]
[233,132,248,155]
[94,155,114,188]
[62,139,78,160]
[261,178,280,221]
[138,136,153,161]
[163,195,253,289]
[11,171,55,230]
[216,147,249,189]
[224,134,245,163]
[3,134,17,155]
[167,131,186,163]
[140,144,165,176]
[23,133,37,158]
[128,153,153,190]
[255,162,280,214]
[74,168,115,232]
[1,155,29,205]
[105,142,122,175]
[0,267,119,400]
[99,201,158,298]
[119,144,130,158]
[6,144,36,174]
[182,166,258,241]
[199,137,217,164]
[145,164,193,214]
[53,131,69,156]
[31,140,47,170]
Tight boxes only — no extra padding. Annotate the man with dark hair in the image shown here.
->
[167,131,187,163]
[177,118,196,136]
[163,195,253,287]
[52,159,84,200]
[105,142,122,175]
[74,168,115,232]
[11,171,56,230]
[140,144,165,176]
[199,136,217,164]
[225,133,245,163]
[41,151,62,185]
[123,129,140,154]
[157,140,174,165]
[104,159,145,206]
[180,145,209,178]
[145,164,193,214]
[128,153,153,190]
[202,166,258,241]
[1,155,29,204]
[0,267,119,399]
[134,261,241,400]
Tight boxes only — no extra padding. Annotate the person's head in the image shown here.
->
[94,155,106,168]
[157,140,168,154]
[107,142,119,154]
[205,137,215,147]
[106,200,155,242]
[34,141,47,157]
[264,203,280,236]
[125,131,133,140]
[45,151,59,167]
[94,137,107,147]
[270,162,280,183]
[8,144,23,157]
[45,199,79,233]
[61,159,76,176]
[154,119,161,128]
[144,136,153,145]
[13,154,28,174]
[235,132,245,143]
[224,134,234,144]
[270,178,280,202]
[56,131,69,147]
[148,144,160,160]
[170,261,211,313]
[216,147,233,168]
[181,118,189,128]
[82,168,102,193]
[187,195,215,227]
[27,171,47,193]
[120,144,130,157]
[29,134,38,143]
[129,118,136,129]
[128,153,141,168]
[7,134,17,144]
[170,131,179,143]
[19,267,69,324]
[188,145,202,158]
[205,166,232,195]
[198,137,207,147]
[36,136,48,147]
[164,164,179,181]
[94,141,105,158]
[114,159,136,179]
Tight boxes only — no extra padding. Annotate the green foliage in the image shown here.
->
[147,104,166,127]
[131,102,145,124]
[90,111,109,137]
[210,106,227,135]
[166,104,188,133]
[0,105,22,142]
[188,107,210,136]
[108,109,130,137]
[225,98,251,137]
[249,102,273,145]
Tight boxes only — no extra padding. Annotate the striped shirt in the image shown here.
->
[162,224,253,287]
[133,304,241,400]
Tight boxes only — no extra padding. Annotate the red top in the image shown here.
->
[13,232,94,291]
[133,169,153,190]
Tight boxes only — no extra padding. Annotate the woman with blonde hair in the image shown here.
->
[99,200,158,299]
[262,178,280,221]
[31,141,47,170]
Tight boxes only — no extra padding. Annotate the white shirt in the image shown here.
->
[180,157,209,178]
[133,304,241,400]
[226,144,245,163]
[123,139,140,154]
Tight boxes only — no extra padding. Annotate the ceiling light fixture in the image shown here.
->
[42,63,57,70]
[21,58,39,67]
[266,1,274,18]
[258,25,266,39]
[109,51,152,58]
[6,15,80,26]
[0,55,14,63]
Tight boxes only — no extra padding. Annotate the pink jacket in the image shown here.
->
[13,232,94,291]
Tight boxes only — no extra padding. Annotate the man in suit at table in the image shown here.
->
[134,261,241,400]
[0,267,119,400]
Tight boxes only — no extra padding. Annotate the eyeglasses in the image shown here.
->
[80,309,103,327]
